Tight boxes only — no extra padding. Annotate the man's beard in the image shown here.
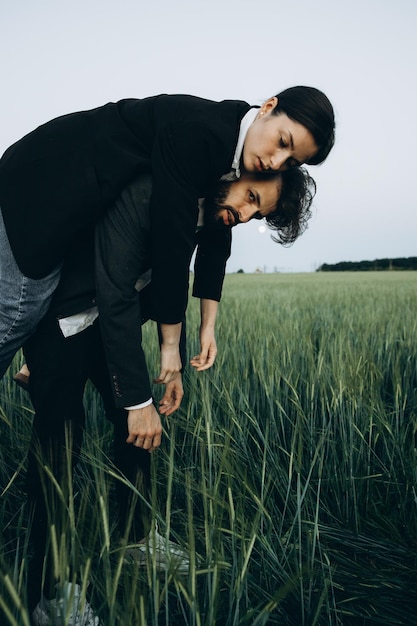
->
[202,181,234,229]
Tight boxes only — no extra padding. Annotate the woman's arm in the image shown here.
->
[190,227,232,371]
[154,322,183,383]
[190,298,218,371]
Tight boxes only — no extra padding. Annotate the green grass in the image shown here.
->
[1,272,416,625]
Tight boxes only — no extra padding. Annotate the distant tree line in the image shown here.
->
[317,257,417,272]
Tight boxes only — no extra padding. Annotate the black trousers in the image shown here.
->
[23,316,152,611]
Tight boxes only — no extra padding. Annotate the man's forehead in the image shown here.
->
[257,177,282,204]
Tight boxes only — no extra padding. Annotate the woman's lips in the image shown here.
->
[256,157,267,172]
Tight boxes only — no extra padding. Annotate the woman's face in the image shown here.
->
[242,97,318,173]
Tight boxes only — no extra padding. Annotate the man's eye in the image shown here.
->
[249,191,255,201]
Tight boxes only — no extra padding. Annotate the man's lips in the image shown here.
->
[226,207,239,226]
[217,206,240,227]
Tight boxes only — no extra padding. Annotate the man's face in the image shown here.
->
[203,174,282,228]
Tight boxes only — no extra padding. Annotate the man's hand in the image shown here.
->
[127,404,162,452]
[159,373,184,416]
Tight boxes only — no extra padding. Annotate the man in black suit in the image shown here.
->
[22,166,315,623]
[17,164,314,449]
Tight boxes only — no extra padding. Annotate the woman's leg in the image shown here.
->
[0,207,61,377]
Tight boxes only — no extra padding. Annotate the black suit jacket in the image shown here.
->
[0,95,249,327]
[94,175,232,406]
[44,174,232,407]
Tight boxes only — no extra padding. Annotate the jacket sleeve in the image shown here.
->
[148,116,237,323]
[192,228,232,301]
[95,175,154,408]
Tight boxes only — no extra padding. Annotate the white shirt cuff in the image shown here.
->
[124,397,153,410]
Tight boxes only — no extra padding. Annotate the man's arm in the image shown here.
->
[94,175,155,408]
[95,185,186,453]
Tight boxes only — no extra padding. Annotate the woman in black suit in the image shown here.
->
[0,86,335,384]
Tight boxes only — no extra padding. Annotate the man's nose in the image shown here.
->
[238,205,257,223]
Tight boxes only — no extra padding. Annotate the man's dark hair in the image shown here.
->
[202,168,316,243]
[266,167,316,245]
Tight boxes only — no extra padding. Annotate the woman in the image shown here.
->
[0,86,335,383]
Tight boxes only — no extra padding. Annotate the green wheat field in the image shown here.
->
[1,272,416,625]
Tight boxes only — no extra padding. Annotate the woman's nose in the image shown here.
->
[270,151,289,171]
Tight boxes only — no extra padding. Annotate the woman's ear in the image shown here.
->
[260,96,279,115]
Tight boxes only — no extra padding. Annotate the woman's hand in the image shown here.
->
[154,322,182,384]
[159,372,184,416]
[190,325,217,370]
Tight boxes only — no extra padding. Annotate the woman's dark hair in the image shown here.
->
[273,86,335,165]
[266,166,316,245]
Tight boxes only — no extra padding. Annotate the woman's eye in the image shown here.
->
[280,137,287,148]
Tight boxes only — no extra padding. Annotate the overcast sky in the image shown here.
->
[1,0,416,272]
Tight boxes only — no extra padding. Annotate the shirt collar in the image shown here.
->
[221,107,260,181]
[197,106,260,228]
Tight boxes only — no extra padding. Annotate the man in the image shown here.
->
[94,166,315,452]
[17,166,315,448]
[22,168,315,624]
